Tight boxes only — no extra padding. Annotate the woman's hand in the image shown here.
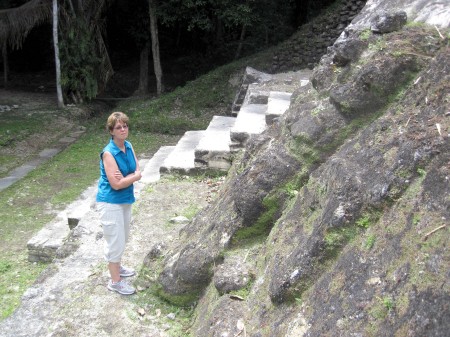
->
[134,169,142,181]
[120,170,141,183]
[114,170,124,181]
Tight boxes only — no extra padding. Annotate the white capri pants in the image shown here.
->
[97,202,132,263]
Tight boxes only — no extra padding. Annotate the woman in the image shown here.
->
[96,111,142,295]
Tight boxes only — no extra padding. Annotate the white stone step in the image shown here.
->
[27,184,97,263]
[160,131,206,174]
[244,84,270,105]
[230,104,267,147]
[140,146,176,183]
[195,116,236,171]
[266,91,292,124]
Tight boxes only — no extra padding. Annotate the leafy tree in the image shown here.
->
[58,0,113,102]
[157,0,295,61]
[58,16,101,102]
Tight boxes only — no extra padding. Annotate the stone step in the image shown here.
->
[140,146,176,183]
[230,104,268,148]
[27,184,97,263]
[160,130,206,175]
[266,91,293,125]
[194,116,236,171]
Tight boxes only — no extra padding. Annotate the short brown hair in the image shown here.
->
[106,112,129,132]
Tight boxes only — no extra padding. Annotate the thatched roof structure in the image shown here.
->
[0,0,52,50]
[0,0,113,95]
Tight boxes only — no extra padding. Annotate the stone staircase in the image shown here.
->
[154,66,312,174]
[26,66,311,263]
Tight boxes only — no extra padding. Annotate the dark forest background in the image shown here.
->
[0,0,337,97]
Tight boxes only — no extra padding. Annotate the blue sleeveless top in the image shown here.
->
[96,139,137,204]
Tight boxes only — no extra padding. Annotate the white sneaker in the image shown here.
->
[119,265,135,277]
[107,279,136,295]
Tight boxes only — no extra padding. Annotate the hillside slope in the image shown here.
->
[151,4,450,337]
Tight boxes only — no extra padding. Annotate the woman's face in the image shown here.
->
[110,121,129,140]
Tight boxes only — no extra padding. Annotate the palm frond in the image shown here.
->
[0,0,52,50]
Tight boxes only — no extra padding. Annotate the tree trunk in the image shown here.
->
[53,0,64,108]
[234,24,247,60]
[136,42,149,95]
[148,0,163,96]
[215,17,223,45]
[2,40,8,89]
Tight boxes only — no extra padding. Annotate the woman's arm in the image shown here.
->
[103,151,141,190]
[131,144,141,173]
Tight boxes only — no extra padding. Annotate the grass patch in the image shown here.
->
[0,252,47,319]
[0,112,43,147]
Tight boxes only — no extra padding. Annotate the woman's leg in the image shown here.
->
[98,203,127,280]
[108,262,120,282]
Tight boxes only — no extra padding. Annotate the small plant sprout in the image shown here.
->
[365,234,376,249]
[356,214,371,228]
[383,296,395,311]
[417,168,426,177]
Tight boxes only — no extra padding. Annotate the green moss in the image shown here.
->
[284,181,299,199]
[231,194,280,246]
[417,167,426,177]
[356,214,371,228]
[405,21,426,28]
[368,36,387,52]
[356,210,382,229]
[229,278,255,299]
[289,135,320,167]
[303,207,321,236]
[132,281,195,336]
[370,296,395,320]
[324,226,360,257]
[412,214,421,226]
[359,28,372,41]
[157,286,202,307]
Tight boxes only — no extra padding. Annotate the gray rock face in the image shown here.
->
[371,11,407,33]
[157,20,450,337]
[329,53,422,115]
[213,255,252,294]
[332,37,368,66]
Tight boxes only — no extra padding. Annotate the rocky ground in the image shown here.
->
[0,173,223,337]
